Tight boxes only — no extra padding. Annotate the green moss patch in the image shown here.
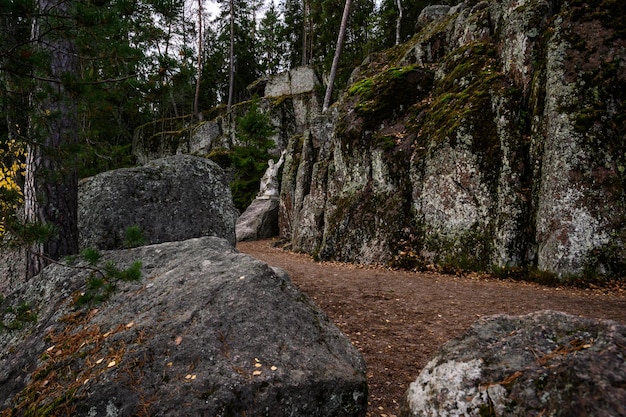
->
[408,42,514,189]
[348,65,434,127]
[425,225,493,274]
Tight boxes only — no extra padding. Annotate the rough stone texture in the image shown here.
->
[78,154,239,249]
[414,5,451,33]
[185,119,222,156]
[265,66,319,97]
[401,311,626,416]
[279,115,336,256]
[0,245,27,295]
[0,237,368,416]
[279,0,626,278]
[236,198,280,241]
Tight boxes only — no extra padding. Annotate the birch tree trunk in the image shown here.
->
[323,0,351,112]
[194,0,203,120]
[395,0,403,46]
[227,0,235,112]
[24,0,80,278]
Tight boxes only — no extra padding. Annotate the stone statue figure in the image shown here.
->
[257,150,287,199]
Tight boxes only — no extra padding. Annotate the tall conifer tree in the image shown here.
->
[23,0,80,277]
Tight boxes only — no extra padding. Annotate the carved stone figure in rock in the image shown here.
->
[258,150,286,199]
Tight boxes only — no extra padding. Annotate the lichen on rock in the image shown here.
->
[401,311,626,416]
[278,0,626,280]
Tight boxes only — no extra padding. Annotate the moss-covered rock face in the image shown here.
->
[279,0,626,280]
[336,65,434,155]
[531,1,626,276]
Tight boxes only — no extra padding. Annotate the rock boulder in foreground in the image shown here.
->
[0,237,367,416]
[401,310,626,416]
[79,155,239,249]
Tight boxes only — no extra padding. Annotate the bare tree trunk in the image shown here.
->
[227,0,235,112]
[302,0,309,65]
[395,0,403,46]
[24,0,80,278]
[323,0,351,112]
[307,2,314,65]
[194,0,203,120]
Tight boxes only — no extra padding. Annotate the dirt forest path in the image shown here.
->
[236,239,626,417]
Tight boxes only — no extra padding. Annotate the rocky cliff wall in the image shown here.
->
[280,0,626,279]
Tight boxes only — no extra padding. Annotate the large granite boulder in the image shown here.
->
[236,198,280,242]
[401,311,626,416]
[78,154,239,249]
[0,237,368,416]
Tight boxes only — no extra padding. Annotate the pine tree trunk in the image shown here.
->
[24,0,80,278]
[302,0,309,65]
[323,0,351,112]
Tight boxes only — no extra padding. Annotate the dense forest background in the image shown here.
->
[2,0,459,178]
[1,0,461,276]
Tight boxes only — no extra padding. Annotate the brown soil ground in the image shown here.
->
[237,239,626,417]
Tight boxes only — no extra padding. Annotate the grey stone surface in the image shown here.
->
[278,0,626,278]
[415,5,451,31]
[401,311,626,417]
[0,244,27,295]
[78,154,239,249]
[265,66,319,98]
[187,119,222,155]
[236,198,280,241]
[0,237,368,416]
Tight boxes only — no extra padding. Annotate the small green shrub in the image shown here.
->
[1,302,37,332]
[104,260,143,282]
[236,97,275,147]
[75,249,143,307]
[81,247,101,265]
[123,224,145,248]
